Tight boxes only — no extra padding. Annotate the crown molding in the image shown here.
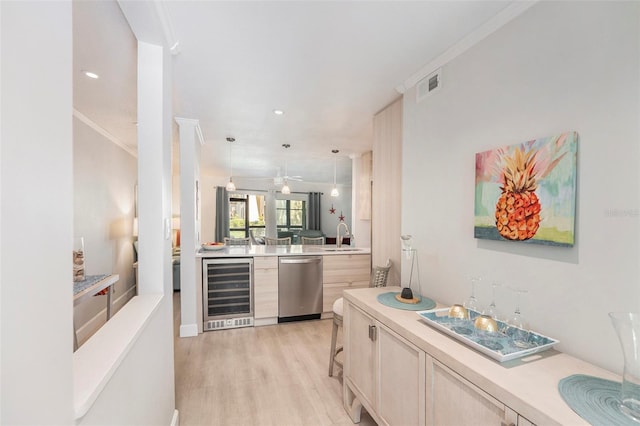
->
[396,1,538,94]
[73,109,137,157]
[153,0,180,55]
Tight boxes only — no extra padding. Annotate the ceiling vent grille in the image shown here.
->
[416,68,442,103]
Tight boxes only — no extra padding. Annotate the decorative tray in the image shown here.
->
[417,308,559,362]
[201,243,226,251]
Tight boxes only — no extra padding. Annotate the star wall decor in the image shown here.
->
[329,204,336,214]
[339,211,345,221]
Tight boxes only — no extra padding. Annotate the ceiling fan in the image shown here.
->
[236,166,303,186]
[272,166,303,186]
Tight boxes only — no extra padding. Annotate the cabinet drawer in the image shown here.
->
[323,254,371,284]
[254,256,278,270]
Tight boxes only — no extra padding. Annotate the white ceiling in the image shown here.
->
[73,1,514,185]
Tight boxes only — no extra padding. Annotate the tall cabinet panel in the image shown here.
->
[253,256,278,325]
[372,97,403,285]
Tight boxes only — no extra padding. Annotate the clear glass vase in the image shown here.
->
[609,312,640,422]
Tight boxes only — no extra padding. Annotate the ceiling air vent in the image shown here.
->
[416,68,442,103]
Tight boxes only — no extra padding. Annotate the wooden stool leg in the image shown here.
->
[329,319,339,376]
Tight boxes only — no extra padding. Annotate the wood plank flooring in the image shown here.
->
[173,293,376,426]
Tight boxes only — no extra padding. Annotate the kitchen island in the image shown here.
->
[194,245,372,330]
[343,287,619,426]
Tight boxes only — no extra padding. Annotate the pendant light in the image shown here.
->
[331,149,339,197]
[225,137,236,192]
[281,143,291,194]
[281,178,291,195]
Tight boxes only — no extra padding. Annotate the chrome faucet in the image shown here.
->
[337,222,350,248]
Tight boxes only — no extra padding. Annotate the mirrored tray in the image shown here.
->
[417,308,559,362]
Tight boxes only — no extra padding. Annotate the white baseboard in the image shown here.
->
[170,409,179,426]
[254,317,277,327]
[113,285,137,310]
[179,323,198,337]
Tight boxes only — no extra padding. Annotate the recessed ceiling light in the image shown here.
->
[83,70,99,79]
[273,109,284,115]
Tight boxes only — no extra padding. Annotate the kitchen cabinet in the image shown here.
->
[253,256,278,325]
[428,359,518,426]
[322,254,371,315]
[344,302,426,426]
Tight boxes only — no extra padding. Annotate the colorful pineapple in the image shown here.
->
[494,146,541,241]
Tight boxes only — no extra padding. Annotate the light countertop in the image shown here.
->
[197,244,371,258]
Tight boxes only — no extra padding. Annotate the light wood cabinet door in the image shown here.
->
[345,303,376,410]
[253,256,278,320]
[322,254,371,313]
[378,324,426,426]
[345,301,426,426]
[429,360,513,426]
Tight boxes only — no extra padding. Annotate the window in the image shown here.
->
[229,193,266,238]
[276,199,306,232]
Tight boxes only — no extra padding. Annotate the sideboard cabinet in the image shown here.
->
[342,287,616,425]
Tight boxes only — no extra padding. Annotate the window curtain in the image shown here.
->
[215,186,230,242]
[308,192,322,231]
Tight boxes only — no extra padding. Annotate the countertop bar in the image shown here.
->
[344,287,618,426]
[197,244,371,258]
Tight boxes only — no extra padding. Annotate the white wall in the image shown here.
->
[1,2,177,423]
[73,117,137,343]
[1,1,74,423]
[402,1,640,373]
[80,34,177,426]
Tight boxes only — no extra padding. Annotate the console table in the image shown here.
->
[73,274,119,350]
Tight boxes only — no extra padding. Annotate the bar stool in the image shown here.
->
[329,259,392,377]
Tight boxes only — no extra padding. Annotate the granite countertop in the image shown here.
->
[196,244,371,258]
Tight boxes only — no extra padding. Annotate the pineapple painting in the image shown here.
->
[475,132,578,246]
[494,147,541,241]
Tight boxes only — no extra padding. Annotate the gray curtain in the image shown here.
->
[215,187,230,242]
[308,192,322,230]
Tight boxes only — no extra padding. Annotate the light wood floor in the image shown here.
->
[173,292,376,426]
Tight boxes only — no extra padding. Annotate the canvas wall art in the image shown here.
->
[474,131,578,246]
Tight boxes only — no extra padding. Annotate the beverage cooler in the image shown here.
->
[202,258,253,331]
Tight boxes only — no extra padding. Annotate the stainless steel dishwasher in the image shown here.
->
[278,256,323,322]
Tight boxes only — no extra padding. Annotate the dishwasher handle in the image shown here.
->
[279,257,322,265]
